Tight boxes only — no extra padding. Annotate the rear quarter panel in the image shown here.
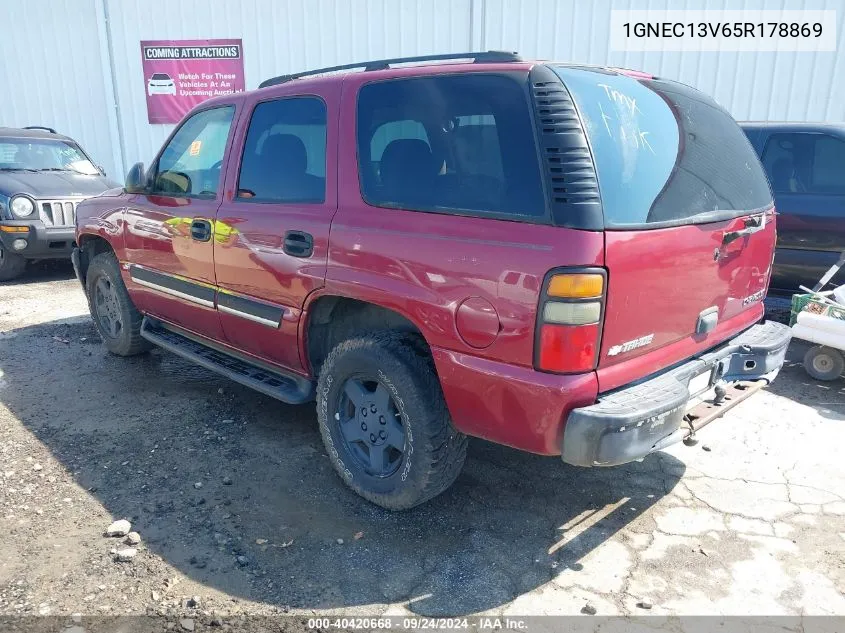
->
[322,208,604,366]
[328,68,605,368]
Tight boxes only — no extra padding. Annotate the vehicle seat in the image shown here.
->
[379,139,438,207]
[771,157,804,193]
[259,133,325,202]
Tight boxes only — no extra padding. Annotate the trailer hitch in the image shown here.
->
[681,379,768,446]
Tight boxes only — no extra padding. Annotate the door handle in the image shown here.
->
[191,219,212,242]
[721,214,766,247]
[283,230,314,257]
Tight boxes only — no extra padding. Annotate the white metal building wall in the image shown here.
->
[105,0,472,179]
[0,0,120,180]
[1,0,843,181]
[481,0,845,123]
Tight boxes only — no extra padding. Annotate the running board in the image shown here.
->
[140,318,315,404]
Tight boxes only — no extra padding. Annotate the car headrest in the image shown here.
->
[261,134,307,174]
[771,158,796,192]
[380,139,437,189]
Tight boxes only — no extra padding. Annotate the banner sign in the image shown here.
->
[140,39,245,124]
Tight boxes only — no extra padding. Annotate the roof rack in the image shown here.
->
[23,125,57,134]
[259,51,522,88]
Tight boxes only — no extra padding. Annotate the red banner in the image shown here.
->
[140,39,246,124]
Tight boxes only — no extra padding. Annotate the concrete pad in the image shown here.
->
[655,507,726,536]
[684,478,795,521]
[728,516,774,536]
[551,540,632,593]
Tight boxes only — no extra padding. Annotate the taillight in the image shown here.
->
[536,271,605,373]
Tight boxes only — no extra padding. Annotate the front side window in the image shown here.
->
[356,73,545,219]
[153,106,235,197]
[0,138,100,175]
[762,133,845,195]
[237,97,327,203]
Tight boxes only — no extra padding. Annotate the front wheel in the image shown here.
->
[85,251,151,356]
[0,244,27,281]
[803,345,844,382]
[316,333,467,510]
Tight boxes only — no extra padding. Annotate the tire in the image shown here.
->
[0,243,27,281]
[85,251,151,356]
[803,345,844,381]
[316,332,467,510]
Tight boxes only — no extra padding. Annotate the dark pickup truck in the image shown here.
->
[742,122,845,294]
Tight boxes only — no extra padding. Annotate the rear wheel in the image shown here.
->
[0,244,27,281]
[86,251,151,356]
[803,345,844,381]
[316,332,467,510]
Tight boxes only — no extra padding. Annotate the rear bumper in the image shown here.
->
[561,320,792,467]
[0,220,75,260]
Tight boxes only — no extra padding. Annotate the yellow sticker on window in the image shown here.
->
[189,140,202,156]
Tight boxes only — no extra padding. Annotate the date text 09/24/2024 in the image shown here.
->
[306,618,529,630]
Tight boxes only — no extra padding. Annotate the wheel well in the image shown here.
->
[306,297,429,375]
[77,235,114,282]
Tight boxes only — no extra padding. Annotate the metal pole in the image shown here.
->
[94,0,128,179]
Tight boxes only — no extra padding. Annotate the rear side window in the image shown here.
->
[356,73,546,220]
[237,97,327,203]
[762,133,845,195]
[554,67,772,228]
[371,120,428,161]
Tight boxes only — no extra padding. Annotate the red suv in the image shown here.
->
[73,52,791,509]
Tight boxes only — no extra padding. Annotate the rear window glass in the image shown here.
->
[356,73,546,220]
[553,67,773,228]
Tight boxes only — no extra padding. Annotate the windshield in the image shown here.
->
[0,138,101,175]
[553,66,773,228]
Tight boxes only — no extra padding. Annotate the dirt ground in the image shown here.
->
[0,262,844,624]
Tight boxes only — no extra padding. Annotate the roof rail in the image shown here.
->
[23,125,57,134]
[259,51,522,88]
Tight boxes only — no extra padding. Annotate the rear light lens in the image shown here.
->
[548,273,603,299]
[543,301,601,325]
[536,271,605,373]
[539,323,600,373]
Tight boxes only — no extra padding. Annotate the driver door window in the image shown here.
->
[152,106,235,197]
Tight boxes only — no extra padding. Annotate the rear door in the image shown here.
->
[759,131,845,293]
[213,83,339,373]
[554,68,775,391]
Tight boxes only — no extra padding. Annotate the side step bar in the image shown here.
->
[140,318,315,404]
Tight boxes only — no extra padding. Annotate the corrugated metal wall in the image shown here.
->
[1,0,842,181]
[105,0,472,174]
[0,0,120,179]
[481,0,845,123]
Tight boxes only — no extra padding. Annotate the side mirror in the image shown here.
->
[125,162,147,194]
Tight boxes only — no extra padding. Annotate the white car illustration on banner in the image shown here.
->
[147,73,176,96]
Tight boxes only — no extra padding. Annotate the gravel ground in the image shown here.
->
[0,262,843,624]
